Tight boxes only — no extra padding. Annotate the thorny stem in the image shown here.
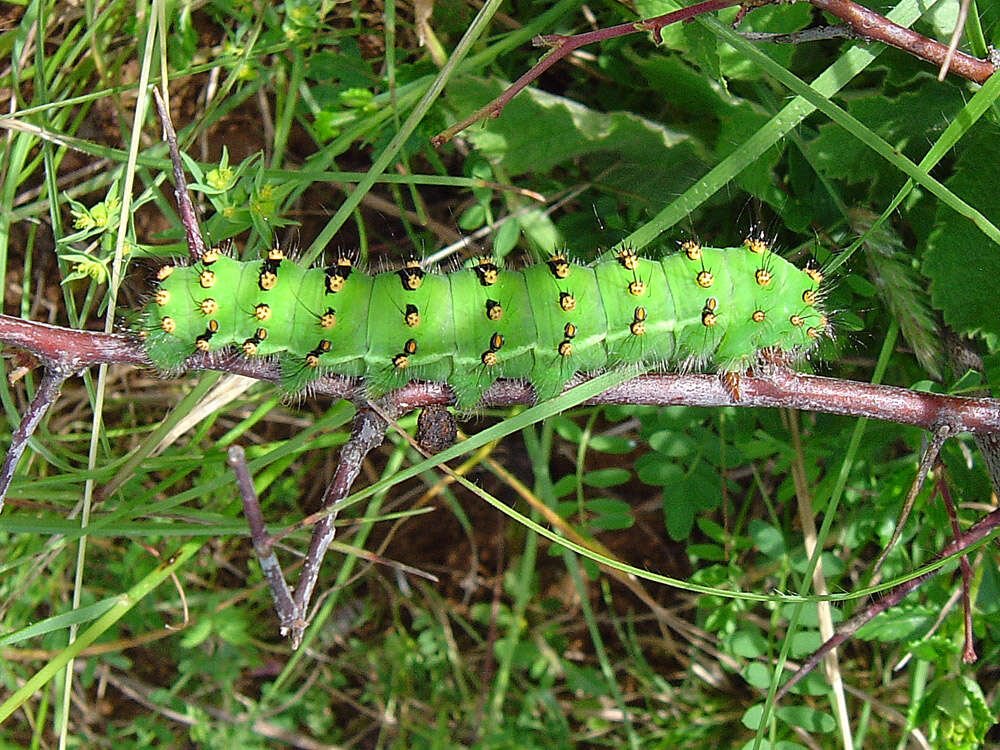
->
[3,316,1000,435]
[432,0,741,145]
[151,89,208,263]
[0,366,74,514]
[808,0,993,83]
[775,505,1000,701]
[432,0,997,143]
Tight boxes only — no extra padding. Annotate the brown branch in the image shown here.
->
[0,366,73,513]
[393,369,1000,435]
[227,445,297,634]
[151,88,208,263]
[4,314,1000,434]
[432,0,997,144]
[935,473,978,664]
[0,316,145,369]
[286,407,389,648]
[810,0,995,84]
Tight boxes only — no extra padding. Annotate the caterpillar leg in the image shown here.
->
[721,371,742,402]
[416,405,458,453]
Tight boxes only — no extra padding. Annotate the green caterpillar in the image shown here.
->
[141,239,827,408]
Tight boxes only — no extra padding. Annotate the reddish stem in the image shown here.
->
[935,473,978,664]
[432,0,742,145]
[810,0,995,83]
[432,0,997,143]
[152,89,208,262]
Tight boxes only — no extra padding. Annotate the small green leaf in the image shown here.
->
[586,434,636,454]
[789,631,822,658]
[750,520,786,560]
[742,703,765,730]
[493,218,521,258]
[728,628,768,659]
[552,417,583,442]
[686,543,725,561]
[60,253,110,285]
[742,662,772,689]
[951,370,984,394]
[775,705,836,733]
[458,203,485,231]
[551,475,579,499]
[585,498,634,531]
[855,606,935,641]
[581,468,630,488]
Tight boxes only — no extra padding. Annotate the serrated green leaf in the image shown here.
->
[924,129,1000,351]
[662,460,722,540]
[448,77,707,206]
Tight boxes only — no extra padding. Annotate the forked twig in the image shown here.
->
[0,365,75,513]
[227,445,297,633]
[431,0,741,145]
[286,406,389,647]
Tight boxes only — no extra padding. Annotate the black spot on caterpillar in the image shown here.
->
[141,240,828,408]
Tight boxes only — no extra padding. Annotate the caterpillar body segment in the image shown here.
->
[447,264,537,407]
[142,243,826,408]
[365,271,456,395]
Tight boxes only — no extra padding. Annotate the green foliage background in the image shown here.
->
[0,0,999,747]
